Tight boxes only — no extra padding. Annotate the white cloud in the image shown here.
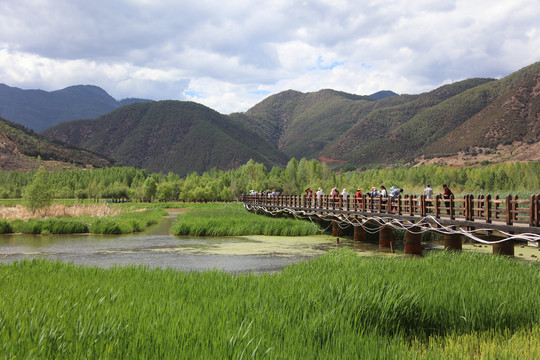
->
[0,0,539,114]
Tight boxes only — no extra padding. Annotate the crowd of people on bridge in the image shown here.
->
[249,184,453,204]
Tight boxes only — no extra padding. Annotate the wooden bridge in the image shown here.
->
[240,193,540,257]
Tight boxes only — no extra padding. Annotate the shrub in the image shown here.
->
[0,219,12,234]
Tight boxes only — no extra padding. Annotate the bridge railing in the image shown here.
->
[241,193,540,227]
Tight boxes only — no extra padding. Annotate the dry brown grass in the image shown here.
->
[0,204,121,221]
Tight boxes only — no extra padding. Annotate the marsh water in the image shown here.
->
[1,210,537,271]
[0,210,387,272]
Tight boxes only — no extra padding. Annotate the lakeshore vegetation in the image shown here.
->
[0,205,166,235]
[0,159,539,204]
[0,250,538,359]
[170,203,321,236]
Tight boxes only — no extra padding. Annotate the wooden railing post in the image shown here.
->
[529,194,536,227]
[464,195,470,220]
[409,195,415,216]
[505,194,513,225]
[449,194,455,220]
[514,195,519,221]
[362,194,367,212]
[434,195,440,218]
[420,195,426,216]
[494,195,500,220]
[485,194,492,223]
[397,195,402,215]
[536,194,540,226]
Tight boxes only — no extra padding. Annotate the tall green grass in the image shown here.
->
[171,203,321,236]
[88,208,166,234]
[0,250,538,359]
[11,218,89,234]
[0,219,12,233]
[6,208,167,235]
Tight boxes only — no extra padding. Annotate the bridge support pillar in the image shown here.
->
[404,226,422,255]
[332,221,343,237]
[444,233,462,251]
[379,226,393,252]
[492,240,514,257]
[353,225,367,241]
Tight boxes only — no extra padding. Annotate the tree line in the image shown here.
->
[0,159,538,203]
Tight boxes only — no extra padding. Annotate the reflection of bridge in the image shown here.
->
[241,194,540,257]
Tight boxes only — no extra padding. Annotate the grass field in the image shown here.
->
[0,250,538,359]
[171,202,322,236]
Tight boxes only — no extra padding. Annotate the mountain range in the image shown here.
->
[41,101,287,175]
[0,84,151,131]
[1,62,540,174]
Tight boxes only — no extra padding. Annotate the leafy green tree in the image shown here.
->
[23,168,53,213]
[142,177,157,202]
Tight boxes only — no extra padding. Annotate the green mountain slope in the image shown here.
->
[324,78,496,165]
[0,117,113,171]
[233,89,382,158]
[0,84,151,131]
[424,62,540,156]
[41,101,288,175]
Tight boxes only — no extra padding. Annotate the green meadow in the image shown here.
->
[0,250,538,359]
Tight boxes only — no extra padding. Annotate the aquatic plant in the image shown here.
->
[7,208,166,235]
[0,250,537,358]
[0,219,12,233]
[170,203,320,236]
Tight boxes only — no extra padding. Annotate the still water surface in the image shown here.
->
[0,213,384,272]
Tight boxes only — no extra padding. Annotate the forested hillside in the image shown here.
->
[235,61,540,169]
[0,160,537,201]
[0,84,151,131]
[41,101,288,175]
[0,117,113,171]
[5,62,538,174]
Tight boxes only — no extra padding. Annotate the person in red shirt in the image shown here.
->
[442,184,453,214]
[355,187,363,208]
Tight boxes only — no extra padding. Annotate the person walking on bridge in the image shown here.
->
[330,186,339,206]
[424,184,433,213]
[341,188,349,207]
[442,184,453,214]
[315,187,324,206]
[356,187,363,206]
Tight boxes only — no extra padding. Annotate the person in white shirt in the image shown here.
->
[424,184,433,199]
[424,184,433,213]
[315,187,324,206]
[341,188,349,207]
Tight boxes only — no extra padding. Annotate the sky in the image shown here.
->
[1,0,539,114]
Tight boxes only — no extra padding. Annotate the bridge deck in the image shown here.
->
[241,193,540,236]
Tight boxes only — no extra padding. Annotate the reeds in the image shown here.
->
[0,204,120,220]
[170,203,320,236]
[0,250,538,358]
[0,205,166,234]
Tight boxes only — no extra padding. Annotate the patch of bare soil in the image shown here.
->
[414,141,540,167]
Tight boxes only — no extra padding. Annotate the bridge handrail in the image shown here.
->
[240,193,540,227]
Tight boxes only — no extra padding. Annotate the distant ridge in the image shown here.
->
[7,62,540,173]
[42,100,288,175]
[0,116,113,171]
[369,90,398,100]
[0,84,152,131]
